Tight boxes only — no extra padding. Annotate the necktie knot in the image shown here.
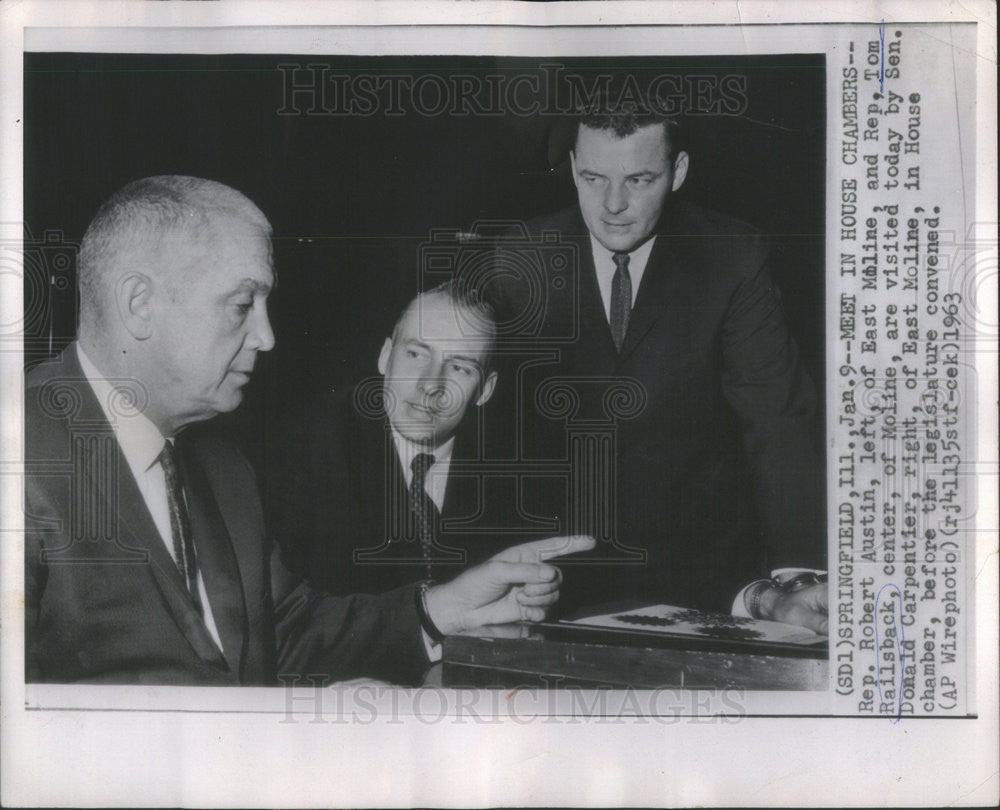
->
[411,452,436,485]
[613,252,630,272]
[157,440,178,476]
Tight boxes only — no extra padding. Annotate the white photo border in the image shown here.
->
[2,2,996,807]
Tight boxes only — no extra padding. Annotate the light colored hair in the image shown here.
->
[392,279,498,374]
[77,175,271,329]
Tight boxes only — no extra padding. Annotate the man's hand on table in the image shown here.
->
[758,581,829,634]
[424,535,596,636]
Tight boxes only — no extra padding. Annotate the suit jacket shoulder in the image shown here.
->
[657,201,772,286]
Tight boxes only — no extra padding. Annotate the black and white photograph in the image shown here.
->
[1,2,996,807]
[20,49,829,689]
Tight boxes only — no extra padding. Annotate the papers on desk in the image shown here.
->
[564,604,826,647]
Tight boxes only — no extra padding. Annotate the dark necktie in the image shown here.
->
[409,453,437,580]
[158,441,203,616]
[609,251,632,352]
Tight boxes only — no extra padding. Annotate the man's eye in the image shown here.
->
[233,302,252,317]
[628,176,652,187]
[449,363,474,377]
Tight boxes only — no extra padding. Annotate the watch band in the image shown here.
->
[415,580,446,644]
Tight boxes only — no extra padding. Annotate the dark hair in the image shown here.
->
[574,93,686,160]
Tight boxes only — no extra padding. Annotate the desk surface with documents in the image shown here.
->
[442,602,829,690]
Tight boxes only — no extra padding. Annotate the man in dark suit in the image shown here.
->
[24,175,592,685]
[486,103,828,630]
[271,282,531,596]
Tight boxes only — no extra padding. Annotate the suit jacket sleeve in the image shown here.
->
[268,538,429,686]
[720,237,826,571]
[24,468,53,682]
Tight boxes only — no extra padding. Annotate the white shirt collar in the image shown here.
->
[389,427,455,511]
[389,427,455,473]
[588,235,657,317]
[76,343,166,473]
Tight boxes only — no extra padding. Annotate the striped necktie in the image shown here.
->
[158,440,204,616]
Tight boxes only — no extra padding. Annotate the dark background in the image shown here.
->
[23,52,826,473]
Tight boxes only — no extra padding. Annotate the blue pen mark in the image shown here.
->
[879,20,886,94]
[875,583,905,722]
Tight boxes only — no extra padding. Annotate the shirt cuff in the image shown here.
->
[731,568,828,617]
[422,630,442,662]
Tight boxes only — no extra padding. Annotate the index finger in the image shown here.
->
[493,535,595,563]
[537,534,596,561]
[489,560,560,585]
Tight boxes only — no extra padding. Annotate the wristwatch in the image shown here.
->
[746,571,827,619]
[774,571,827,594]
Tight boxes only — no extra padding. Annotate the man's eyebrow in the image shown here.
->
[229,278,273,295]
[444,352,485,368]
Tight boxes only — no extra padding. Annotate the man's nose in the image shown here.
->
[603,182,628,214]
[417,362,446,395]
[248,305,276,353]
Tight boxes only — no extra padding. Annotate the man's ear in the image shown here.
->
[671,150,690,192]
[116,272,154,340]
[377,338,392,375]
[475,369,498,407]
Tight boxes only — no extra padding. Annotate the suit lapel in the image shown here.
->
[368,415,398,544]
[584,241,623,358]
[109,453,230,668]
[357,413,408,551]
[440,427,478,523]
[51,347,229,668]
[618,213,692,361]
[178,438,248,678]
[549,208,618,358]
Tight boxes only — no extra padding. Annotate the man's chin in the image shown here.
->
[212,388,245,415]
[397,429,437,447]
[596,230,641,254]
[391,419,440,446]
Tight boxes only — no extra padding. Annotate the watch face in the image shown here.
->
[776,572,826,593]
